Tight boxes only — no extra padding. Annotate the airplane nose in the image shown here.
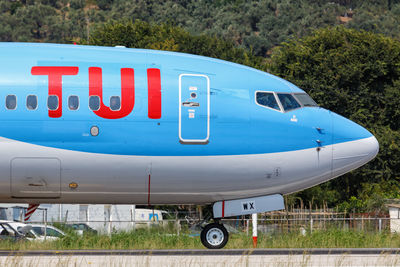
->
[331,113,379,178]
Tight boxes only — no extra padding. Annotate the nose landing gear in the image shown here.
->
[201,194,284,249]
[200,222,229,249]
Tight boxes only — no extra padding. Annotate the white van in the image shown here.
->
[134,208,165,222]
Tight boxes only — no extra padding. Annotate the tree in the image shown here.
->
[270,26,400,207]
[13,3,59,41]
[86,20,266,69]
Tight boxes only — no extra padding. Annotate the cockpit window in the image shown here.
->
[294,93,318,107]
[256,92,280,111]
[277,93,301,111]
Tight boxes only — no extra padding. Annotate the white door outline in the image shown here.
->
[179,74,210,144]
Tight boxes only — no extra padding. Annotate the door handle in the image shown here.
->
[28,183,43,187]
[182,101,200,107]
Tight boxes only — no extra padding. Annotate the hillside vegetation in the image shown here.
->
[0,0,400,211]
[2,0,400,56]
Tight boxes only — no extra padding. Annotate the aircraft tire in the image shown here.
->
[200,223,229,249]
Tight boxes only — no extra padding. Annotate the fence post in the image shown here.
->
[131,205,136,230]
[361,216,364,231]
[44,209,47,241]
[176,219,181,236]
[286,208,290,233]
[379,218,382,233]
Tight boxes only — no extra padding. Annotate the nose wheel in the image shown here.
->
[200,223,229,249]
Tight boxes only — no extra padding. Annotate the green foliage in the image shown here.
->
[2,1,400,56]
[270,26,400,207]
[87,20,266,69]
[337,196,367,212]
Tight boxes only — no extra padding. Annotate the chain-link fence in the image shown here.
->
[0,205,395,236]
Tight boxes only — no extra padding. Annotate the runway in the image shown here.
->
[1,249,400,267]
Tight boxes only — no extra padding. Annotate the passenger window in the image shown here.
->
[68,95,79,110]
[32,227,44,236]
[256,92,280,111]
[110,96,121,111]
[26,95,38,110]
[89,96,100,111]
[47,95,59,110]
[277,93,301,111]
[5,95,17,110]
[45,228,63,237]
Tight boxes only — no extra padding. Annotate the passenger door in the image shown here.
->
[179,74,210,144]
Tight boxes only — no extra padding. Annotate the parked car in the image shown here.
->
[0,220,28,241]
[64,223,97,235]
[29,224,65,241]
[6,221,65,241]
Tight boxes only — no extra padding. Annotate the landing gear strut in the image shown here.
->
[200,222,229,249]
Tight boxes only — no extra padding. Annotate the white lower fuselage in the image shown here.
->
[0,136,378,205]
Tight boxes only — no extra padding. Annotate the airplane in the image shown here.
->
[0,42,378,249]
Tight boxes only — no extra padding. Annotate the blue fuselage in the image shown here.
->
[0,43,371,156]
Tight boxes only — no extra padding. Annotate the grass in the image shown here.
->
[1,226,400,250]
[255,228,400,248]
